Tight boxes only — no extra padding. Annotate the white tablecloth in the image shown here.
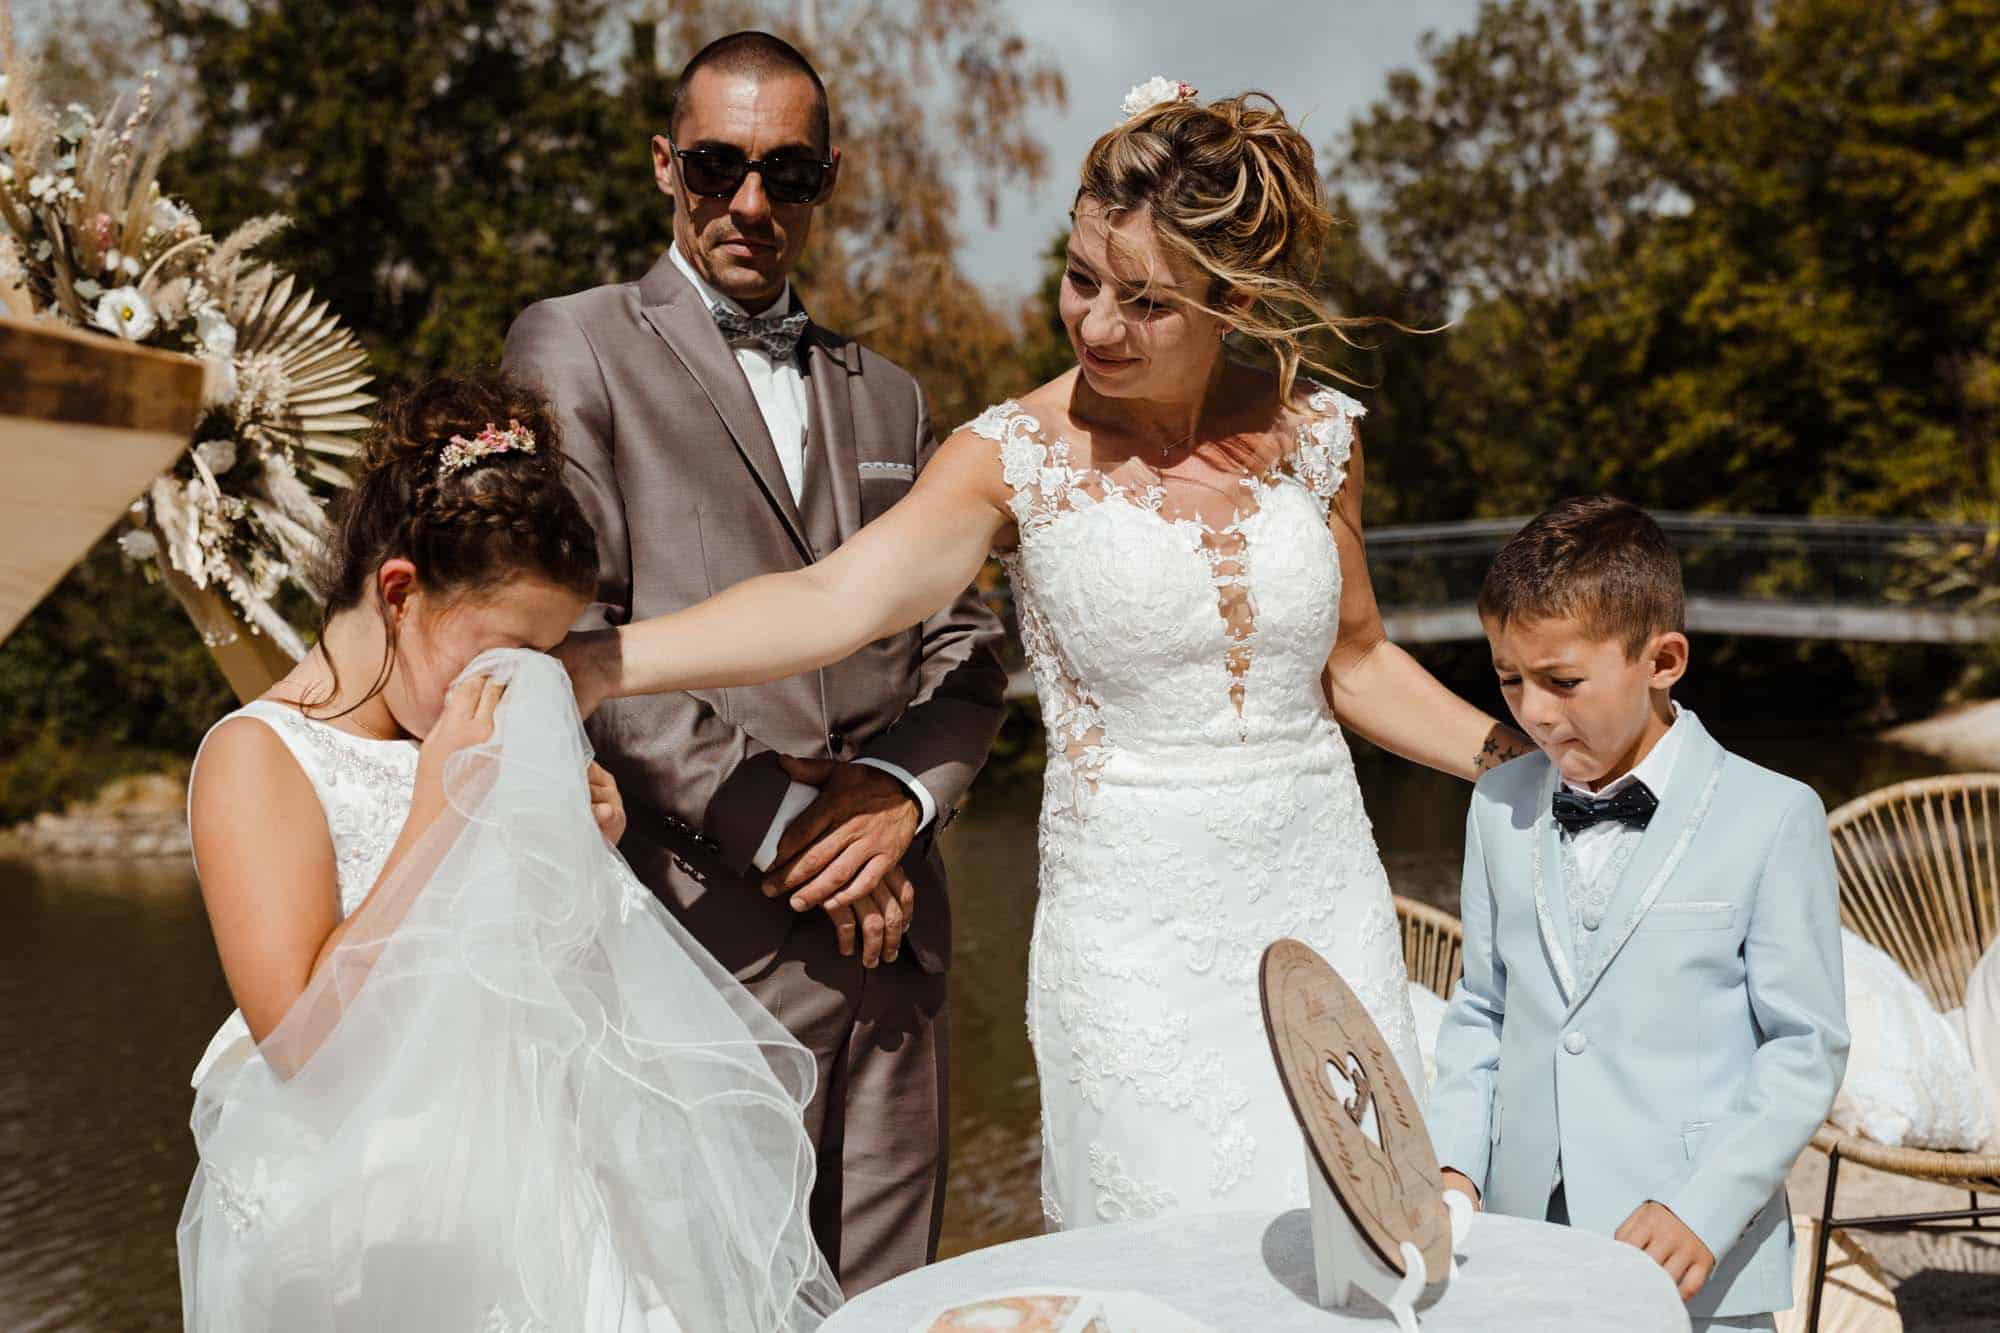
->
[825,1208,1692,1332]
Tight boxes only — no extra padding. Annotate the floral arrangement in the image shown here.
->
[1120,76,1198,121]
[0,32,370,658]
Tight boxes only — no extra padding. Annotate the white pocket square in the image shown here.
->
[858,460,915,481]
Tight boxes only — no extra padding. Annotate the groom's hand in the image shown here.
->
[766,757,921,964]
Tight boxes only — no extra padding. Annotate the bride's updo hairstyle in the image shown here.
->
[310,372,599,708]
[1078,91,1388,399]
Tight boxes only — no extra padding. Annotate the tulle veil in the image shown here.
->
[178,648,842,1331]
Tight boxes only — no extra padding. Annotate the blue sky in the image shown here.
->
[949,1,1487,299]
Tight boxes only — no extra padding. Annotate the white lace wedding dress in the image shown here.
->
[178,650,838,1331]
[970,386,1422,1231]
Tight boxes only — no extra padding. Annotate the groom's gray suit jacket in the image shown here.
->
[501,251,1007,976]
[1427,713,1849,1320]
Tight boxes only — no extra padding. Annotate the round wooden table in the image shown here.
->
[825,1207,1692,1331]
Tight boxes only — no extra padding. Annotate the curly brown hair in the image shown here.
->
[1078,91,1407,400]
[309,371,599,711]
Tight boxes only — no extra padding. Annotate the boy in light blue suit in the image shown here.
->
[1427,497,1849,1332]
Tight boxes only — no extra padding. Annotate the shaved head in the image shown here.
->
[671,30,830,152]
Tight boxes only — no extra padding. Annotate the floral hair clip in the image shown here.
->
[1120,76,1198,122]
[439,419,537,477]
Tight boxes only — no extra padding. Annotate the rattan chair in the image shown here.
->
[1805,773,2000,1332]
[1394,894,1464,1001]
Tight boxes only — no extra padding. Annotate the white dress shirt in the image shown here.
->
[667,244,936,869]
[1561,702,1690,885]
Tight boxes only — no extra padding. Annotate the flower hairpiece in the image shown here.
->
[1120,76,1198,122]
[440,419,537,477]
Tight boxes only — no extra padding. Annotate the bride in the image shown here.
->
[561,85,1530,1231]
[178,374,839,1329]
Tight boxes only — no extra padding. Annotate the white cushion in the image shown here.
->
[1959,932,2000,1153]
[1407,980,1450,1096]
[1833,929,1991,1150]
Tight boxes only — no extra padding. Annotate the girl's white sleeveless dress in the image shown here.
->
[178,652,839,1332]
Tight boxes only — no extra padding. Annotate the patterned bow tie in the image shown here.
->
[1552,781,1659,837]
[713,306,809,361]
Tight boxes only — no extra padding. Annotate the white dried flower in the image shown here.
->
[93,286,158,341]
[149,194,189,237]
[0,115,12,142]
[102,247,123,274]
[27,172,56,200]
[118,529,161,561]
[56,103,93,141]
[195,439,239,475]
[201,355,239,409]
[233,352,292,425]
[196,306,237,358]
[1120,76,1197,120]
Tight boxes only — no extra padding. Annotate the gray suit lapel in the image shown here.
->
[1564,714,1728,1018]
[798,325,860,551]
[635,254,810,556]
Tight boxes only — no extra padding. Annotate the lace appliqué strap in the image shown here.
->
[1289,385,1365,519]
[971,402,1113,815]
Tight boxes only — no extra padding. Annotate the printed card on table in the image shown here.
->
[913,1287,1216,1333]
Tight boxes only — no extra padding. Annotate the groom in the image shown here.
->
[502,31,1007,1292]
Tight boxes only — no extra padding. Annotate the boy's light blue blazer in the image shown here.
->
[1426,712,1849,1320]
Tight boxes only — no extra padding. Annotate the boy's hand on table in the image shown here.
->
[1439,1168,1482,1210]
[1616,1200,1714,1300]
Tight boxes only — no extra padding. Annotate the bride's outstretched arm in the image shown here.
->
[564,430,1013,710]
[1319,432,1533,781]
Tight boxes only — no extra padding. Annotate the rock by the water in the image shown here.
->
[4,771,192,861]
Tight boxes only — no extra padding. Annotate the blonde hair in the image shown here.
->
[1077,91,1394,400]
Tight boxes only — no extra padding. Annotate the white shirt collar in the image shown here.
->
[668,241,792,321]
[1564,701,1691,799]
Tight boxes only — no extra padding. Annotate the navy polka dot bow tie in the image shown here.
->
[1552,781,1659,836]
[713,307,809,361]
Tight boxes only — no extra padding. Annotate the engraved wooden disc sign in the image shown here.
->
[1260,938,1451,1278]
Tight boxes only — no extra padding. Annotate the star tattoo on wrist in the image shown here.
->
[1474,724,1534,776]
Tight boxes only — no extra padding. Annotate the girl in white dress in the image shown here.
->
[560,88,1533,1231]
[179,374,839,1330]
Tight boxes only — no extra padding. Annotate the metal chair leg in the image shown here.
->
[1806,1148,1841,1333]
[1973,1191,1985,1229]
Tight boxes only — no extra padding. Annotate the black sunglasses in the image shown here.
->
[672,146,832,205]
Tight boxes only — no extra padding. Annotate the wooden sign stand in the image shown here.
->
[0,307,294,702]
[1260,939,1473,1332]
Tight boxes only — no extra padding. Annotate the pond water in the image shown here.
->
[0,721,1948,1327]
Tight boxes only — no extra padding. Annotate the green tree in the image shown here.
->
[145,0,677,382]
[1321,0,1999,716]
[1327,0,1999,523]
[140,0,1064,424]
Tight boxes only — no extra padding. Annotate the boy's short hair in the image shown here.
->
[1477,496,1685,657]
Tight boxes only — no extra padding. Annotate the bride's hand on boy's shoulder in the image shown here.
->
[1616,1200,1714,1300]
